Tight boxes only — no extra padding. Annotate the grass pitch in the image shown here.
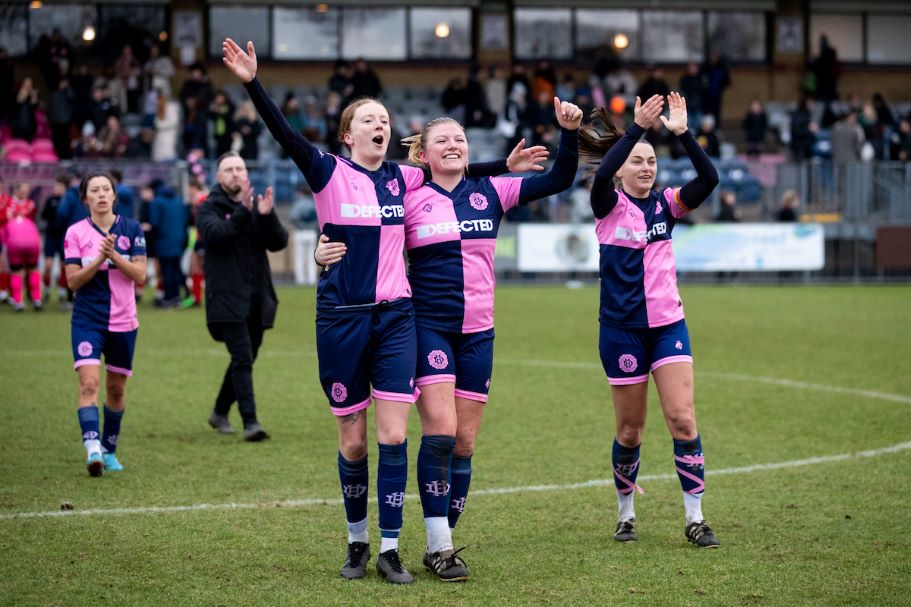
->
[1,285,909,606]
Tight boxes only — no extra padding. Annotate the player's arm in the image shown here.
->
[662,92,719,210]
[517,98,583,204]
[467,139,550,178]
[223,38,331,188]
[65,236,110,291]
[591,95,663,219]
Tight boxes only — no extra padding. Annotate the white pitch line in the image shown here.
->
[3,441,909,522]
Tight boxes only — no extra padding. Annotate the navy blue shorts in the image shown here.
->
[316,298,417,416]
[415,325,495,403]
[72,325,138,376]
[43,237,63,259]
[599,319,692,385]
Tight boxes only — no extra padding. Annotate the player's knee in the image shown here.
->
[339,437,368,461]
[454,433,476,457]
[79,376,100,399]
[616,426,644,447]
[667,410,697,439]
[107,383,125,404]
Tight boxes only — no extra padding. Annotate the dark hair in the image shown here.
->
[110,168,123,182]
[578,107,627,175]
[79,172,117,204]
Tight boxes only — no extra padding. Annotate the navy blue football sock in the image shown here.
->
[448,454,472,529]
[418,435,455,518]
[377,441,408,538]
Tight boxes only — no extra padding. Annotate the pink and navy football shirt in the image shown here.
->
[404,176,522,333]
[64,216,146,332]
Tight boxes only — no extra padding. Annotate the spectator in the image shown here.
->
[695,114,721,158]
[812,35,840,104]
[88,85,118,132]
[98,116,129,158]
[637,66,670,101]
[153,90,180,162]
[775,190,800,222]
[464,65,492,128]
[531,59,557,101]
[301,96,327,143]
[111,169,136,220]
[179,63,215,123]
[99,65,127,114]
[502,82,530,154]
[505,64,531,106]
[36,29,72,90]
[742,99,768,157]
[233,101,262,161]
[529,90,557,149]
[210,90,235,157]
[181,97,208,157]
[40,175,70,303]
[679,62,705,123]
[890,118,911,162]
[12,77,39,142]
[70,64,94,128]
[149,181,188,307]
[114,45,142,113]
[484,65,507,116]
[324,91,343,156]
[700,50,730,121]
[790,96,817,161]
[441,78,466,123]
[49,77,75,159]
[859,102,885,160]
[715,190,740,222]
[72,122,102,158]
[348,58,382,100]
[281,92,304,135]
[556,73,576,105]
[604,64,637,105]
[143,43,175,99]
[327,59,352,100]
[831,109,865,164]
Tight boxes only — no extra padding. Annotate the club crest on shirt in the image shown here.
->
[331,382,348,403]
[386,179,400,197]
[618,354,638,373]
[423,204,433,213]
[117,235,131,250]
[428,350,449,370]
[469,192,488,211]
[656,200,664,214]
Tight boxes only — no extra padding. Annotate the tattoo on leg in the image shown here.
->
[343,410,365,425]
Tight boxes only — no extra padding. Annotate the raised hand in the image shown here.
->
[553,97,584,131]
[222,38,257,83]
[659,91,689,135]
[240,179,254,210]
[314,234,347,267]
[507,138,550,173]
[633,94,664,130]
[256,186,274,215]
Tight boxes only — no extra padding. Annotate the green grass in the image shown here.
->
[1,285,909,606]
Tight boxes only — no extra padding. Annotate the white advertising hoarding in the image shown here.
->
[516,224,825,272]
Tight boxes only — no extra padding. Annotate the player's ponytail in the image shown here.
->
[578,107,625,177]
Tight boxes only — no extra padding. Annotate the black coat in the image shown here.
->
[196,184,288,334]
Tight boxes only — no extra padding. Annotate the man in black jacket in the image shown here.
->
[197,152,289,441]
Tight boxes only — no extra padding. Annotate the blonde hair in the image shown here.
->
[338,97,386,150]
[400,117,464,167]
